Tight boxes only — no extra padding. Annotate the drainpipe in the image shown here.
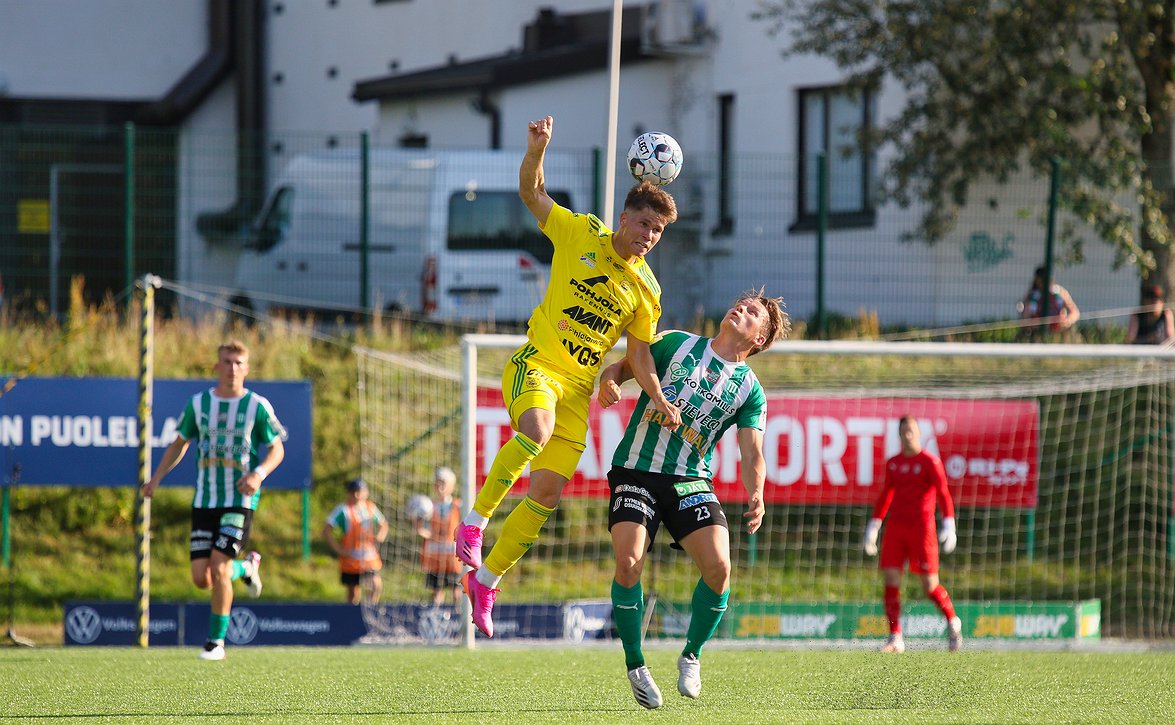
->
[135,0,234,125]
[472,90,501,149]
[196,0,268,240]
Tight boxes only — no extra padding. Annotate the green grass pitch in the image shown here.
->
[2,644,1173,723]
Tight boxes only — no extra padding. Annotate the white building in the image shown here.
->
[0,0,1139,329]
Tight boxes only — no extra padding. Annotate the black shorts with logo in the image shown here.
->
[607,467,727,548]
[190,507,254,560]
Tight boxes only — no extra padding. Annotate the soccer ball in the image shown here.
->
[406,493,434,521]
[627,131,683,186]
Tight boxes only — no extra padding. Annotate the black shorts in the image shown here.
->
[341,571,378,586]
[426,571,461,591]
[607,467,727,548]
[190,507,253,561]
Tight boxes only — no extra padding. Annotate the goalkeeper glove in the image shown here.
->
[863,518,882,556]
[939,517,957,554]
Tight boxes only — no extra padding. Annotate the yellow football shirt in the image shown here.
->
[525,203,662,386]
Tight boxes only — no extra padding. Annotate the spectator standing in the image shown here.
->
[1019,266,1080,340]
[323,478,389,605]
[413,466,463,607]
[1125,284,1174,345]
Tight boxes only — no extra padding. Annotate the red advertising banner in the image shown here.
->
[476,388,1039,508]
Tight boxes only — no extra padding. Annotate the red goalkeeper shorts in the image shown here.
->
[879,523,939,574]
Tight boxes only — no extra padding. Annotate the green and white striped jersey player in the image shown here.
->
[611,331,766,478]
[179,386,287,510]
[598,291,789,710]
[145,340,287,661]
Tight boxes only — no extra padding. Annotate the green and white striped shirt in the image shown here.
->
[176,388,287,510]
[611,330,766,478]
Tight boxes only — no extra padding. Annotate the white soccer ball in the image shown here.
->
[406,494,434,521]
[627,131,683,186]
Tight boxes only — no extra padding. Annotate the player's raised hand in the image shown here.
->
[863,518,882,556]
[527,115,553,151]
[939,517,957,553]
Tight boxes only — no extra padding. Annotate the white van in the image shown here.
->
[228,147,594,324]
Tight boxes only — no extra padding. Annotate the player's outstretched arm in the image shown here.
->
[625,333,681,431]
[736,427,766,534]
[519,115,555,225]
[143,436,190,498]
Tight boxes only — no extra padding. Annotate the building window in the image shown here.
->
[447,190,572,264]
[795,85,876,229]
[714,93,734,236]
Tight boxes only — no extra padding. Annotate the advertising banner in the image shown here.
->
[63,600,614,646]
[659,600,1100,641]
[0,377,311,489]
[64,602,183,646]
[476,389,1039,507]
[65,598,1098,645]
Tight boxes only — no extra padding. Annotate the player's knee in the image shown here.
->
[613,554,644,584]
[518,421,553,448]
[701,560,731,594]
[190,563,212,589]
[208,561,231,585]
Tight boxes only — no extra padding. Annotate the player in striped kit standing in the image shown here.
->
[145,340,287,660]
[596,290,789,708]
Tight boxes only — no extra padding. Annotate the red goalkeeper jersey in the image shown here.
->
[872,450,954,528]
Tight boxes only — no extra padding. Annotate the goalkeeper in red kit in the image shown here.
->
[863,415,962,652]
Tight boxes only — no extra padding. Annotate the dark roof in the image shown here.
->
[353,7,652,103]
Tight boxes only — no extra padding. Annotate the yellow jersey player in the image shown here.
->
[457,115,682,637]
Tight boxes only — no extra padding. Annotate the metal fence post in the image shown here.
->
[134,273,160,648]
[360,131,371,311]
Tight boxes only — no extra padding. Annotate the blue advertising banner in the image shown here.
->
[0,377,311,489]
[62,600,615,646]
[64,602,183,646]
[182,603,368,646]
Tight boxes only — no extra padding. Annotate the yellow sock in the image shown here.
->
[473,433,542,519]
[483,496,554,578]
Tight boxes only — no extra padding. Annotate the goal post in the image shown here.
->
[358,335,1175,643]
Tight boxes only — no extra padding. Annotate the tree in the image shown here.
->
[755,1,1175,295]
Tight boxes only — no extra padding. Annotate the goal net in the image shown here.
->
[357,335,1175,643]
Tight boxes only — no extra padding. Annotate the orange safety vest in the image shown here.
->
[422,497,462,574]
[338,501,383,575]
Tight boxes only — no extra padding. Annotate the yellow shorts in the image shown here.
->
[501,344,592,480]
